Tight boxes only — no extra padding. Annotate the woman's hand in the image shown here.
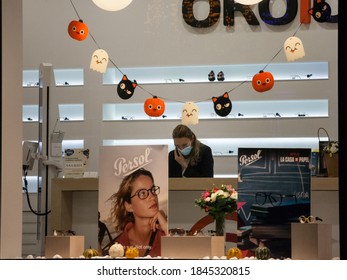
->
[149,210,168,235]
[174,149,189,170]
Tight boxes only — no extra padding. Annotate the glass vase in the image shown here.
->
[215,214,225,236]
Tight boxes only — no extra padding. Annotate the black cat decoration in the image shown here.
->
[212,92,232,117]
[117,75,137,100]
[308,0,332,23]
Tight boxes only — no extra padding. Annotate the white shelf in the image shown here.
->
[103,137,326,157]
[102,62,328,85]
[24,62,328,87]
[22,105,38,122]
[23,104,85,122]
[23,68,84,87]
[102,99,328,121]
[58,104,84,121]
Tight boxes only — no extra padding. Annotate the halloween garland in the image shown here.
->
[68,0,335,123]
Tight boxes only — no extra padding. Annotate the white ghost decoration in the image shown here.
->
[181,102,199,125]
[90,49,109,73]
[284,36,305,62]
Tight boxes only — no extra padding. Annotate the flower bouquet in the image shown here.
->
[323,141,339,177]
[318,127,339,177]
[323,141,338,157]
[195,185,238,236]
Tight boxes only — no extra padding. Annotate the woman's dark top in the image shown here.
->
[168,143,214,177]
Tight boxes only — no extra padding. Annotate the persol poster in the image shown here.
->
[98,145,168,256]
[237,148,311,259]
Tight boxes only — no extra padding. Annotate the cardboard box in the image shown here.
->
[45,236,85,258]
[161,236,225,259]
[291,223,332,260]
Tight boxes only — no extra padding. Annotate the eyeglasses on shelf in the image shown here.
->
[299,215,323,223]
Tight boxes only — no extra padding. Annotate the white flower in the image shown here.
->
[330,144,338,154]
[211,190,224,201]
[323,141,339,156]
[222,191,230,198]
[231,192,238,200]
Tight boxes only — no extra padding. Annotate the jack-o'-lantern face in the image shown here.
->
[144,96,166,117]
[252,70,274,92]
[181,102,199,125]
[68,19,89,41]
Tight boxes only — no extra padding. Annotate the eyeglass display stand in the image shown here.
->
[45,236,85,258]
[291,223,332,260]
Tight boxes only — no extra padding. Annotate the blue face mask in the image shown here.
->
[179,146,192,156]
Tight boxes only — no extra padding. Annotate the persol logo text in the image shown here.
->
[239,150,262,166]
[114,148,153,176]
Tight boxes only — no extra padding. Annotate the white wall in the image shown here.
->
[22,1,338,176]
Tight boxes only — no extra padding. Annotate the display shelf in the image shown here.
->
[24,62,328,87]
[23,105,39,122]
[103,99,328,121]
[169,177,338,191]
[23,104,85,122]
[53,69,84,87]
[58,104,84,121]
[49,177,338,193]
[103,137,327,157]
[23,68,84,87]
[102,62,329,85]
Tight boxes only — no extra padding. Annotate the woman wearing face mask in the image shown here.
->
[168,124,214,177]
[107,168,168,257]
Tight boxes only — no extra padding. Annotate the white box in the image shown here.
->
[291,223,332,260]
[45,236,85,258]
[161,236,225,259]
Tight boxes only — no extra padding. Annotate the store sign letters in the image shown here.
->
[182,0,338,28]
[113,147,153,176]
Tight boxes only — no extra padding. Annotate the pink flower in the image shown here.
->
[226,185,235,193]
[202,191,210,199]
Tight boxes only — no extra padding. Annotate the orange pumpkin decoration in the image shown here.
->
[144,96,166,117]
[125,246,140,259]
[68,19,89,41]
[226,247,242,259]
[252,70,274,92]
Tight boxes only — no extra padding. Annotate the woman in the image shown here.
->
[169,124,214,177]
[108,168,168,257]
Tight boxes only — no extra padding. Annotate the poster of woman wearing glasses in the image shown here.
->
[237,148,311,259]
[98,145,168,257]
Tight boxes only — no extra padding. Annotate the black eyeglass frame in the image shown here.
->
[130,185,160,200]
[255,192,297,207]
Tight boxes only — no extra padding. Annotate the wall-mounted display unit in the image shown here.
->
[102,62,329,85]
[103,99,329,121]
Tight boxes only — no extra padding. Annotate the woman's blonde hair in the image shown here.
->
[108,168,154,233]
[172,124,201,166]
